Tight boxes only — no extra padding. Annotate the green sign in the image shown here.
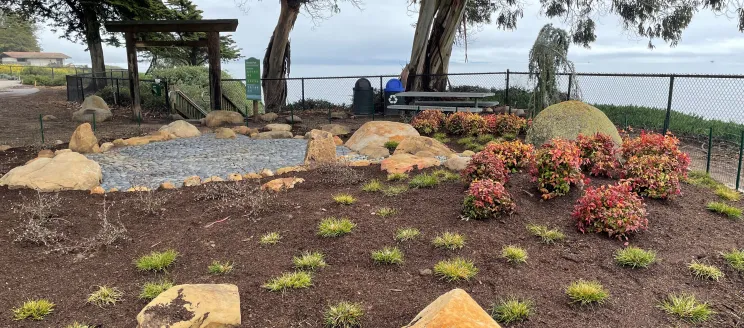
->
[245,57,261,101]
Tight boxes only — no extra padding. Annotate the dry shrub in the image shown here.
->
[10,191,66,246]
[134,189,169,215]
[313,162,366,185]
[196,181,274,219]
[55,199,129,254]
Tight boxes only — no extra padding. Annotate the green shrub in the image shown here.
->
[658,294,714,323]
[139,280,173,300]
[530,139,584,199]
[476,134,497,144]
[433,258,478,281]
[686,171,720,188]
[263,271,313,292]
[431,169,460,182]
[208,260,234,274]
[573,183,648,240]
[260,232,282,245]
[318,217,356,237]
[432,232,465,250]
[324,301,364,328]
[565,280,609,305]
[386,173,408,181]
[688,261,724,281]
[457,137,474,145]
[722,249,744,272]
[614,247,657,268]
[293,251,327,271]
[490,297,534,324]
[501,245,528,264]
[371,247,404,265]
[12,299,55,321]
[706,201,742,220]
[433,132,451,143]
[135,249,178,272]
[395,228,420,242]
[409,173,439,188]
[376,207,398,217]
[465,142,485,152]
[462,179,515,220]
[362,179,382,192]
[525,224,565,244]
[333,194,356,205]
[714,186,740,201]
[87,286,123,307]
[384,141,400,152]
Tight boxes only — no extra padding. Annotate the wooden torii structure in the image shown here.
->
[104,19,239,118]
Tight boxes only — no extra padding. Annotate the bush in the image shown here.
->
[371,246,404,265]
[433,258,478,281]
[462,150,509,184]
[375,207,397,217]
[576,133,620,178]
[263,271,313,292]
[135,249,178,272]
[12,299,55,321]
[484,140,535,172]
[658,294,715,323]
[362,179,382,192]
[621,131,690,175]
[324,302,364,328]
[260,232,281,245]
[409,173,439,188]
[572,183,648,240]
[714,186,740,201]
[484,113,527,136]
[462,113,487,135]
[529,139,585,199]
[614,247,657,268]
[565,280,609,305]
[490,297,534,324]
[445,112,470,135]
[411,110,446,135]
[333,194,356,205]
[386,173,408,181]
[462,179,515,220]
[623,154,683,199]
[383,140,399,152]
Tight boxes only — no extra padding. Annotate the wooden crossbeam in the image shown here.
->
[134,39,208,48]
[105,19,238,33]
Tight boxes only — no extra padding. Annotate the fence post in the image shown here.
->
[163,80,170,112]
[74,67,77,75]
[737,130,744,190]
[78,76,84,101]
[9,66,12,77]
[301,78,306,110]
[567,74,573,100]
[39,114,45,144]
[505,69,510,107]
[115,78,120,106]
[92,112,96,132]
[51,67,54,80]
[663,75,675,134]
[706,127,713,174]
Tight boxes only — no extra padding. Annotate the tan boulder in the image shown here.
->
[123,131,172,147]
[90,186,105,195]
[183,176,202,187]
[203,176,224,183]
[260,169,274,177]
[0,145,11,152]
[293,135,305,139]
[37,149,54,158]
[42,115,57,121]
[204,110,244,128]
[227,173,243,181]
[137,284,240,328]
[159,120,201,138]
[159,182,177,190]
[243,172,262,179]
[265,123,292,132]
[380,154,441,174]
[444,156,471,171]
[404,289,501,328]
[232,126,258,136]
[359,145,390,159]
[276,166,307,175]
[253,131,293,139]
[108,188,119,193]
[0,151,102,192]
[113,139,127,147]
[69,123,100,153]
[127,186,150,192]
[215,127,236,139]
[345,121,420,152]
[73,95,112,123]
[100,142,115,152]
[333,136,343,146]
[261,177,305,192]
[348,160,371,167]
[394,136,454,157]
[415,151,436,158]
[259,112,278,122]
[304,129,337,165]
[320,123,351,136]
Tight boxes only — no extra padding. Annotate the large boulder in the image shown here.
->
[304,129,336,164]
[253,131,293,139]
[345,121,419,152]
[404,289,501,328]
[137,284,240,328]
[69,123,100,153]
[526,100,622,146]
[380,154,441,174]
[259,112,278,122]
[73,95,113,123]
[0,151,102,192]
[393,136,454,157]
[159,120,201,138]
[320,124,351,136]
[204,110,244,128]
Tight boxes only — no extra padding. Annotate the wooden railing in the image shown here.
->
[170,89,209,119]
[221,94,246,116]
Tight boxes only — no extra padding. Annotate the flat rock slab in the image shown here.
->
[86,134,351,190]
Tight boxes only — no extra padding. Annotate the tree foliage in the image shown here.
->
[528,24,578,112]
[0,12,40,53]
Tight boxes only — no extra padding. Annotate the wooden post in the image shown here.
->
[125,32,142,119]
[207,31,222,110]
[253,100,258,121]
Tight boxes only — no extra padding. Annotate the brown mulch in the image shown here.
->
[0,160,742,327]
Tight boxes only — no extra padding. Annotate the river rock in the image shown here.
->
[285,115,302,124]
[444,156,471,171]
[259,112,278,122]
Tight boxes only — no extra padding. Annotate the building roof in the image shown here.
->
[0,52,71,59]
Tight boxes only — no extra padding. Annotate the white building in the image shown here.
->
[0,52,70,66]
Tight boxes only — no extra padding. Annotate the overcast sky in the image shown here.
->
[37,0,744,78]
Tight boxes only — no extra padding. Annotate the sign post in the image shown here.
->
[245,57,261,121]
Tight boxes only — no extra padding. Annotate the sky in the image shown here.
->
[36,0,744,79]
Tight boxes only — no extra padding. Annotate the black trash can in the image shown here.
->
[384,78,405,116]
[353,78,374,116]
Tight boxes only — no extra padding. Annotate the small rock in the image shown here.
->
[348,160,371,167]
[113,139,127,147]
[293,135,305,139]
[204,110,244,128]
[261,177,305,192]
[184,176,202,187]
[100,142,115,152]
[380,154,441,174]
[159,120,201,138]
[359,145,390,159]
[0,145,11,152]
[330,111,348,119]
[265,123,292,132]
[42,115,57,121]
[232,126,257,136]
[285,115,302,124]
[320,123,352,136]
[419,269,432,276]
[136,284,241,328]
[276,166,307,175]
[259,112,278,122]
[89,186,105,195]
[445,156,471,171]
[461,150,476,157]
[253,131,293,139]
[159,182,176,190]
[215,127,237,139]
[203,176,224,183]
[127,186,150,192]
[228,173,243,181]
[108,188,119,193]
[333,136,343,146]
[260,169,274,177]
[37,149,54,158]
[54,140,64,146]
[304,129,337,165]
[243,172,262,179]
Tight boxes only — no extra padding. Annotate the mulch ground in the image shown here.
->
[0,147,743,327]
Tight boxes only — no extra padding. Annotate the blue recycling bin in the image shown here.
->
[384,78,405,116]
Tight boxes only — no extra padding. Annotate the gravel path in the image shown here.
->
[87,134,354,190]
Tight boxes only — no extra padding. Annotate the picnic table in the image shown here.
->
[386,91,498,117]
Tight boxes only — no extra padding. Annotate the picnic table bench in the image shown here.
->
[386,91,498,116]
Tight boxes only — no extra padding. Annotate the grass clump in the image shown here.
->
[614,246,657,269]
[525,224,565,244]
[714,186,741,201]
[565,280,609,305]
[501,245,528,264]
[139,280,174,300]
[386,173,409,181]
[293,251,327,271]
[12,299,55,321]
[658,294,715,323]
[65,322,92,328]
[433,132,451,143]
[383,185,408,197]
[457,137,475,145]
[706,201,742,220]
[477,134,497,144]
[87,286,123,307]
[324,301,364,328]
[333,193,356,205]
[687,171,721,188]
[371,246,404,265]
[409,173,440,188]
[375,207,398,217]
[260,232,282,245]
[722,249,744,272]
[466,142,485,152]
[318,217,356,237]
[432,169,460,182]
[361,179,383,192]
[135,249,178,272]
[432,232,466,250]
[688,261,724,281]
[433,258,478,281]
[208,260,234,275]
[395,228,421,242]
[384,140,399,152]
[490,297,534,324]
[263,271,313,292]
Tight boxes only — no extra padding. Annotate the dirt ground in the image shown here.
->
[0,149,743,327]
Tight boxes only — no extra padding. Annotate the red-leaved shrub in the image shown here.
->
[462,150,509,184]
[621,131,690,176]
[576,133,620,178]
[485,140,535,172]
[484,113,528,136]
[462,179,515,220]
[572,182,648,240]
[529,139,585,199]
[462,113,487,135]
[411,110,446,135]
[445,112,470,135]
[622,154,682,199]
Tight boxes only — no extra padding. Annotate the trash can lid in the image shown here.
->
[384,79,405,92]
[354,78,372,89]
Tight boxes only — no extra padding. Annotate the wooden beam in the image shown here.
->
[134,39,208,48]
[105,19,238,33]
[207,31,222,111]
[125,32,142,119]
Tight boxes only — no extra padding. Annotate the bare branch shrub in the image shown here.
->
[10,191,66,246]
[313,162,366,185]
[55,198,129,254]
[195,181,274,220]
[133,189,169,215]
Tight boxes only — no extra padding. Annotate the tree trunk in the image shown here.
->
[405,0,468,91]
[82,4,106,90]
[262,0,300,112]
